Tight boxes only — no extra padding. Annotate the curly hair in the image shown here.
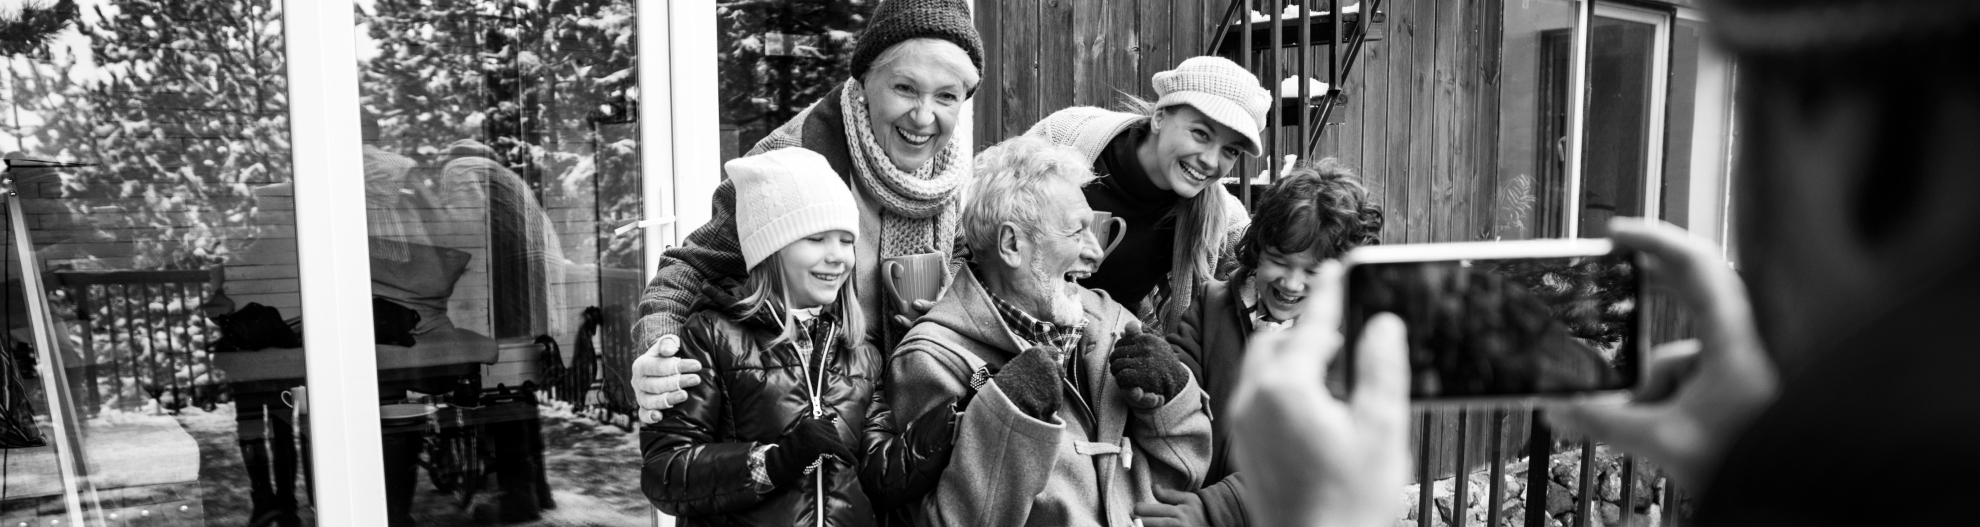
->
[1235,157,1385,269]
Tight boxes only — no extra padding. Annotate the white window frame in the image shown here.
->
[1564,1,1674,238]
[286,1,389,525]
[285,1,711,525]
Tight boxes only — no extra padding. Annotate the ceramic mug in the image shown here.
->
[883,253,948,317]
[1092,211,1128,260]
[281,385,308,416]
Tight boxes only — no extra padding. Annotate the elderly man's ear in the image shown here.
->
[995,222,1030,268]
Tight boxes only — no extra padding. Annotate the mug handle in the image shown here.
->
[882,260,910,313]
[281,390,295,408]
[1102,217,1128,257]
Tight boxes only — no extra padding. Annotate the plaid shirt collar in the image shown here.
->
[983,282,1087,353]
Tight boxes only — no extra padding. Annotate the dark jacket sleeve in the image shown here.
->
[1196,472,1251,527]
[633,177,748,352]
[1169,282,1212,384]
[639,316,763,516]
[857,379,960,512]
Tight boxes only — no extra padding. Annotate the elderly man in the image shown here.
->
[887,136,1213,527]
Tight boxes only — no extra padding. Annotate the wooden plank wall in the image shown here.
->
[975,0,1505,245]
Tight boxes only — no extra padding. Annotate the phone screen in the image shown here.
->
[1342,251,1642,400]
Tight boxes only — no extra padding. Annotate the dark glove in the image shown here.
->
[765,417,854,489]
[1110,320,1191,409]
[995,346,1064,420]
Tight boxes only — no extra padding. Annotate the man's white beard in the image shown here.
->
[1028,255,1084,325]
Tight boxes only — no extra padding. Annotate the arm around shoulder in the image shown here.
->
[639,316,765,516]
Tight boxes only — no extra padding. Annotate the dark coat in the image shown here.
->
[1167,275,1255,527]
[641,285,882,527]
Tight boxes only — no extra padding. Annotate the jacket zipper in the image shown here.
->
[794,323,835,527]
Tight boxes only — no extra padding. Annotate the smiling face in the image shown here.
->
[860,39,978,173]
[1138,105,1251,198]
[1012,182,1102,325]
[1252,247,1325,322]
[776,229,858,310]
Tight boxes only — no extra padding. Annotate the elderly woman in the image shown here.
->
[1025,56,1271,333]
[630,0,982,518]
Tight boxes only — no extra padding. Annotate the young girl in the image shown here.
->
[641,147,879,527]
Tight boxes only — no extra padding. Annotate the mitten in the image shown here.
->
[995,345,1065,420]
[1110,320,1191,409]
[765,417,853,489]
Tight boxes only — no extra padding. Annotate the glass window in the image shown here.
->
[717,2,873,165]
[1575,4,1667,239]
[1493,0,1581,240]
[2,1,315,525]
[1661,14,1736,246]
[352,0,646,524]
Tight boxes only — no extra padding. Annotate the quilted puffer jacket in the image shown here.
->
[641,285,884,527]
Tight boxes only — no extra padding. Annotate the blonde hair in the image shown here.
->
[736,252,867,349]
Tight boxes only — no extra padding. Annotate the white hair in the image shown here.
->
[863,38,981,91]
[960,136,1098,258]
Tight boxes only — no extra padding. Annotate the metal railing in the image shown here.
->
[1208,0,1386,207]
[52,267,226,413]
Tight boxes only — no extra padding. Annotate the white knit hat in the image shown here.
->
[728,147,861,270]
[1151,56,1272,157]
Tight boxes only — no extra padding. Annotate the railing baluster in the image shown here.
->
[88,283,109,411]
[1525,410,1550,527]
[1239,0,1253,208]
[1296,0,1310,166]
[1487,409,1507,527]
[1268,0,1282,180]
[1454,409,1471,527]
[123,283,146,408]
[1418,411,1434,526]
[1664,473,1681,527]
[1620,453,1636,527]
[1574,439,1595,527]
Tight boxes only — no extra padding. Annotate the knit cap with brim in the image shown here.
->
[849,0,985,81]
[1151,56,1272,157]
[729,147,862,271]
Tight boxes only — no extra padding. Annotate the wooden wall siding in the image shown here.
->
[976,0,1506,246]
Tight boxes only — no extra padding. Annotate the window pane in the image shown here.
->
[718,2,873,165]
[1576,12,1659,238]
[353,0,646,524]
[1661,16,1735,245]
[1494,0,1581,240]
[2,1,314,525]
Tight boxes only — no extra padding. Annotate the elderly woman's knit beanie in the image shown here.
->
[849,0,984,81]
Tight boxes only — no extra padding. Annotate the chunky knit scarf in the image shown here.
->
[839,79,966,259]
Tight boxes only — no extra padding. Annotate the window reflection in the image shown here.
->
[3,1,311,525]
[355,0,644,524]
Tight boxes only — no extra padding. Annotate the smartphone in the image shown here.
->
[1340,239,1644,404]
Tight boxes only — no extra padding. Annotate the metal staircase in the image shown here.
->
[1207,0,1385,205]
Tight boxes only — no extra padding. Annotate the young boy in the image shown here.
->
[1138,159,1383,527]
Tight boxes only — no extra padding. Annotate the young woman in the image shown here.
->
[1025,56,1272,333]
[641,148,881,527]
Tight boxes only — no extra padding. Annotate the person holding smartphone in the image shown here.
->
[1223,0,1980,525]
